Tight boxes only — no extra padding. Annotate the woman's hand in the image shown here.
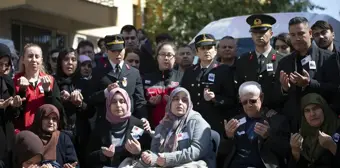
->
[290,133,303,161]
[17,76,29,89]
[148,95,161,105]
[11,95,26,107]
[40,76,52,91]
[156,153,166,167]
[70,90,83,106]
[125,138,141,155]
[101,144,115,158]
[141,118,152,133]
[63,162,78,168]
[61,90,71,101]
[318,131,337,154]
[40,163,54,168]
[0,97,13,109]
[141,151,152,165]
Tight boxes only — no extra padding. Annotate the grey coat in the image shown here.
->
[148,111,215,168]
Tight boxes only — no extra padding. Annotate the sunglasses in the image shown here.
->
[241,99,258,105]
[127,59,139,64]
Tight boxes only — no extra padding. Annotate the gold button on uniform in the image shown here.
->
[197,102,200,105]
[198,93,200,96]
[198,84,200,87]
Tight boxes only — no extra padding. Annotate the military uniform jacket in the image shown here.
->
[235,48,284,109]
[89,58,147,120]
[181,61,237,134]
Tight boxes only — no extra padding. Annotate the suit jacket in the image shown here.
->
[224,109,290,168]
[86,116,151,168]
[273,45,333,132]
[89,59,147,120]
[235,48,284,110]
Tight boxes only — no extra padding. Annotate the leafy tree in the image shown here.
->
[144,0,324,45]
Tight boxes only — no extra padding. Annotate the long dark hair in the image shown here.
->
[56,48,79,78]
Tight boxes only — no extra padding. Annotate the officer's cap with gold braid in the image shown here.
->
[194,34,216,48]
[104,34,125,51]
[246,14,276,32]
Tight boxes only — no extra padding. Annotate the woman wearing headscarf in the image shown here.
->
[0,43,18,168]
[87,88,151,168]
[13,130,44,168]
[140,87,214,168]
[289,93,340,168]
[30,104,78,168]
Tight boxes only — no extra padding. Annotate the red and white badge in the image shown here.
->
[132,126,144,136]
[177,132,189,141]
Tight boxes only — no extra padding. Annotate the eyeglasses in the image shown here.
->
[275,45,289,50]
[127,59,140,64]
[241,99,258,105]
[158,53,175,58]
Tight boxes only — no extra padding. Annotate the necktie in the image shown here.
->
[199,68,207,81]
[258,54,265,72]
[115,65,121,74]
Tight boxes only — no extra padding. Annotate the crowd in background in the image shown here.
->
[0,14,339,168]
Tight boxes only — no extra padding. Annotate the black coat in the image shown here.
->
[287,126,340,168]
[89,59,147,120]
[235,48,284,110]
[316,50,340,112]
[223,110,290,168]
[56,131,78,166]
[273,45,333,132]
[0,75,18,168]
[86,116,151,168]
[181,61,237,135]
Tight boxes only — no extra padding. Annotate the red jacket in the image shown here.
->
[143,69,183,127]
[13,72,55,130]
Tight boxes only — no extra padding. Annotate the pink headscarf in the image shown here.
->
[106,88,132,124]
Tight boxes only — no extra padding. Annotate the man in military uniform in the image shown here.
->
[89,34,147,122]
[235,14,284,110]
[181,34,237,135]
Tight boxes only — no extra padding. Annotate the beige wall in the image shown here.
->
[0,0,117,26]
[0,8,101,49]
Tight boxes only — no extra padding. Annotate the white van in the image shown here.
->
[191,12,340,56]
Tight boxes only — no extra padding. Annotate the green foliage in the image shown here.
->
[144,0,323,45]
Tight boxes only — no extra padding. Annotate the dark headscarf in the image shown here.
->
[13,130,43,168]
[30,104,61,161]
[300,93,340,162]
[158,87,193,152]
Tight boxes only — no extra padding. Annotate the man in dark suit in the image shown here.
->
[235,14,284,111]
[89,35,147,121]
[275,17,333,132]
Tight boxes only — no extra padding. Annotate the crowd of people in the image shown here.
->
[0,13,340,168]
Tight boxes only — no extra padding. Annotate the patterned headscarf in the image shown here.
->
[158,87,193,152]
[106,88,132,124]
